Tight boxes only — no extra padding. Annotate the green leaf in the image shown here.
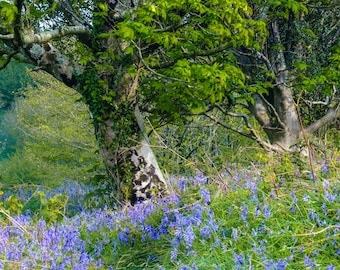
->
[295,62,308,71]
[117,25,135,40]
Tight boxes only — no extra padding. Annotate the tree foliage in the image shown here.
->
[0,0,339,201]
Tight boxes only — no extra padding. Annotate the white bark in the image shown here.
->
[0,26,89,44]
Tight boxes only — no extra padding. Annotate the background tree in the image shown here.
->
[142,0,339,154]
[0,71,104,186]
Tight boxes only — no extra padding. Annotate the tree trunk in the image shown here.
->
[249,89,302,152]
[93,103,168,203]
[247,21,304,152]
[24,41,168,203]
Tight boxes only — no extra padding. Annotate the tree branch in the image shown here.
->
[150,43,233,69]
[305,102,340,134]
[259,93,286,129]
[0,26,90,44]
[0,51,18,69]
[203,112,255,139]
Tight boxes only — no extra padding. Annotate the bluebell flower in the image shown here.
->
[325,190,336,202]
[321,164,328,175]
[232,227,238,241]
[304,255,310,266]
[178,266,190,270]
[200,225,212,239]
[195,174,209,185]
[233,252,245,265]
[228,207,232,215]
[170,247,178,261]
[177,178,187,191]
[183,225,195,250]
[303,194,310,203]
[323,179,330,188]
[255,205,260,217]
[263,204,271,218]
[322,202,327,215]
[200,188,211,204]
[118,229,129,245]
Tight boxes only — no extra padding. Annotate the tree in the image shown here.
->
[143,0,340,154]
[0,71,104,184]
[236,0,340,153]
[0,0,338,202]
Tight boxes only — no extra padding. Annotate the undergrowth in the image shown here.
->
[0,152,339,269]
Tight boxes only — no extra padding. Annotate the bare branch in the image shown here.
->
[0,26,90,44]
[305,102,340,134]
[150,43,234,69]
[203,112,254,139]
[304,96,330,106]
[256,51,275,75]
[259,93,286,129]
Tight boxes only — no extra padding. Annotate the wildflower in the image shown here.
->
[322,202,327,215]
[325,190,336,202]
[323,179,330,188]
[304,255,310,266]
[200,225,212,239]
[228,207,232,215]
[195,174,209,185]
[170,247,178,261]
[118,227,129,245]
[255,205,260,217]
[263,204,271,219]
[177,178,187,191]
[232,227,238,241]
[321,164,328,176]
[276,259,288,269]
[302,194,310,203]
[233,252,245,265]
[258,221,266,234]
[183,225,195,250]
[241,205,248,221]
[200,188,211,204]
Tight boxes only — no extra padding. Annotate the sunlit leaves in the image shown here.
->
[143,58,245,117]
[267,0,308,19]
[0,1,17,27]
[110,0,264,122]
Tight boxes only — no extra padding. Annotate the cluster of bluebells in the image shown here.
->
[0,169,339,269]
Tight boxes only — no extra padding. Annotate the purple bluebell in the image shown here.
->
[232,227,238,241]
[183,225,195,250]
[263,204,271,218]
[200,188,211,204]
[170,247,178,261]
[255,205,260,217]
